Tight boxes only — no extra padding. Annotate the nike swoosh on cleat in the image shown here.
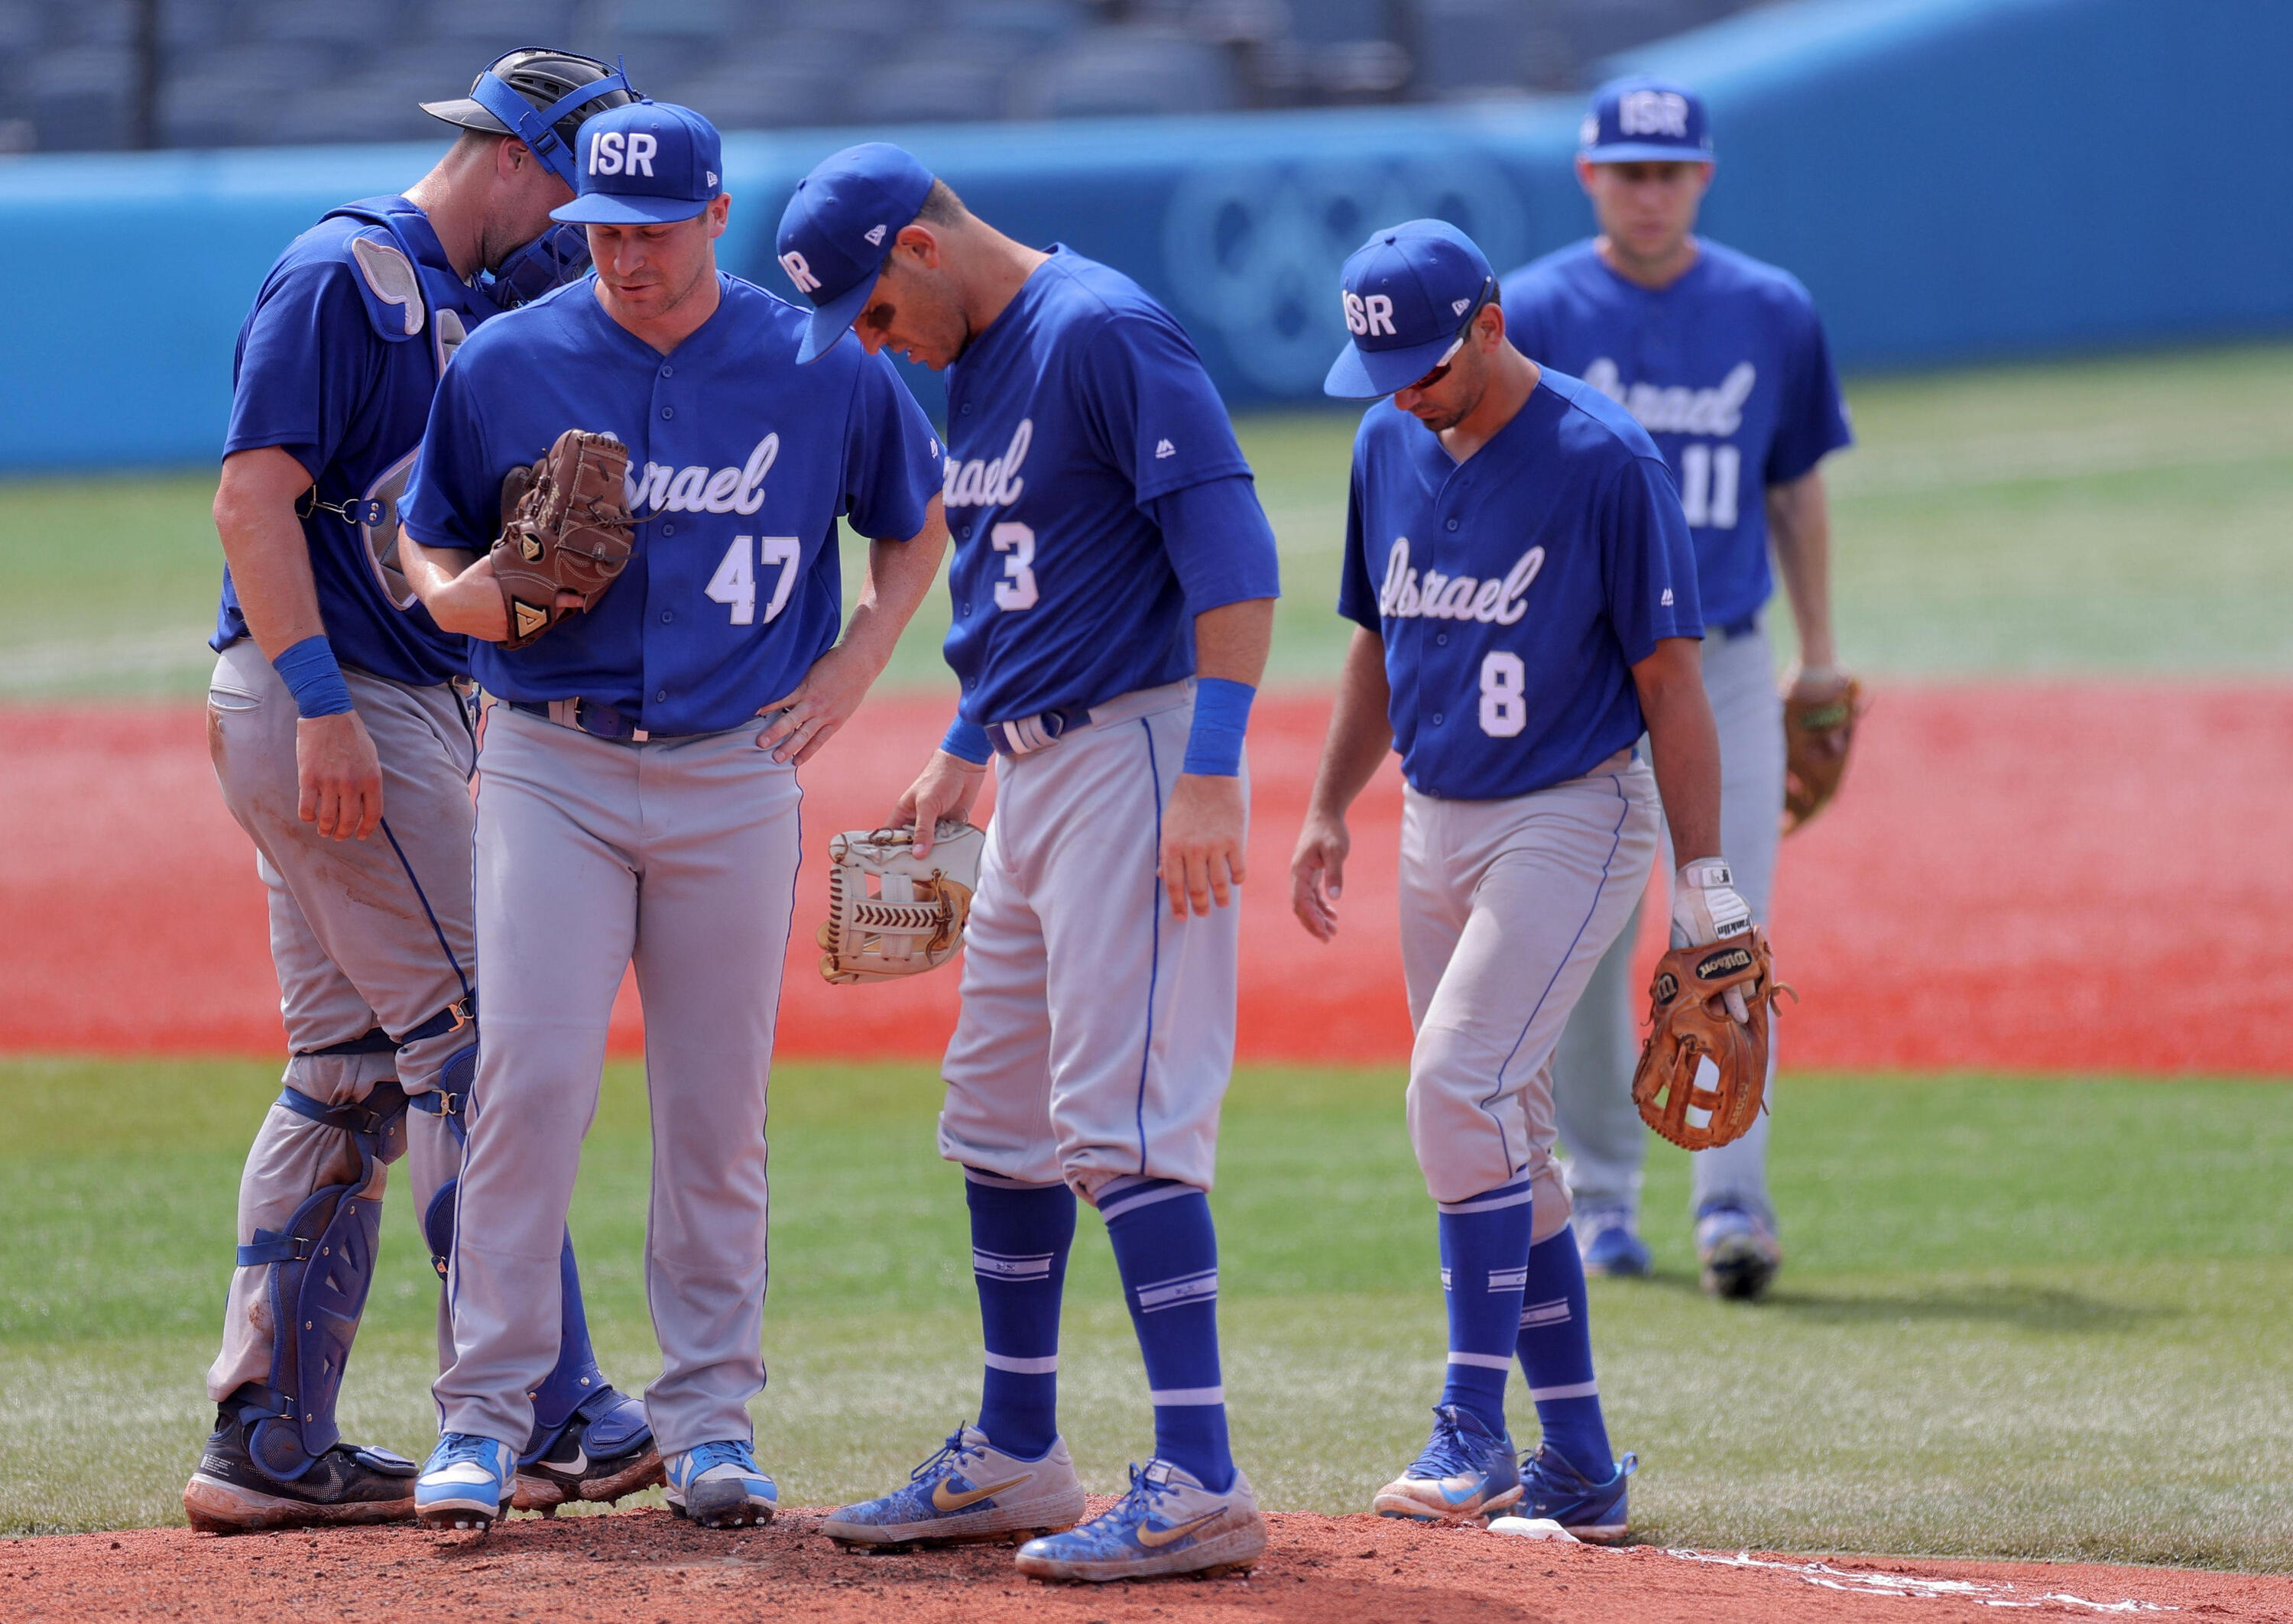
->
[550,1447,590,1477]
[1137,1512,1220,1548]
[932,1474,1030,1512]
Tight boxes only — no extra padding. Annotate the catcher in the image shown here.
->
[395,100,949,1532]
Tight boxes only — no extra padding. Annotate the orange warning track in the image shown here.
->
[2,682,2286,1075]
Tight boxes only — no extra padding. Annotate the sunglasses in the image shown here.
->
[1400,277,1497,394]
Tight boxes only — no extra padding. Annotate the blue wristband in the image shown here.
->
[1182,677,1255,777]
[272,635,355,720]
[941,714,992,766]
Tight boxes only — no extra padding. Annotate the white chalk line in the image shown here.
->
[1662,1549,2176,1611]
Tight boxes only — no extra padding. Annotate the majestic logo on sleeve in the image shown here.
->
[1378,537,1543,622]
[943,419,1030,508]
[624,433,780,515]
[1581,358,1756,436]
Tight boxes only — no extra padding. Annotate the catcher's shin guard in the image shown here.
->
[232,1079,411,1481]
[415,1042,647,1465]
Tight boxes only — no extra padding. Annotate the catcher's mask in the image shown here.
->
[422,48,640,310]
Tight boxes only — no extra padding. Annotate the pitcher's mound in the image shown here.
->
[7,1505,2286,1621]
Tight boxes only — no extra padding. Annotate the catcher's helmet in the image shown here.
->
[421,49,639,190]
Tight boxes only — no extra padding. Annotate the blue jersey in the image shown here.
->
[402,274,942,737]
[214,196,495,686]
[1500,239,1852,630]
[1338,371,1703,802]
[939,248,1279,724]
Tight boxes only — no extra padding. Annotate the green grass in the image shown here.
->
[3,342,2289,696]
[5,1057,2291,1567]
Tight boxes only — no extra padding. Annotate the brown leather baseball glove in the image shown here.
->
[1782,673,1865,834]
[1631,927,1793,1152]
[818,822,987,984]
[489,429,635,650]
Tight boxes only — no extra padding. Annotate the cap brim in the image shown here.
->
[420,96,510,134]
[1582,142,1715,165]
[796,271,879,365]
[1322,332,1457,400]
[552,194,712,225]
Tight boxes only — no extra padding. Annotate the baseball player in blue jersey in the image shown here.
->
[1503,76,1855,1299]
[185,50,660,1534]
[1290,220,1763,1536]
[395,103,948,1532]
[774,143,1281,1583]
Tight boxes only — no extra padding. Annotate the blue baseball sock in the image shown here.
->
[1437,1176,1535,1438]
[1515,1223,1613,1482]
[1101,1178,1234,1493]
[965,1170,1075,1460]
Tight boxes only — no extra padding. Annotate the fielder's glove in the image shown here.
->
[489,428,635,650]
[1782,669,1865,834]
[819,821,987,984]
[1631,925,1794,1152]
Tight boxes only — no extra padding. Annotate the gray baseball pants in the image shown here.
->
[204,639,475,1397]
[1551,623,1785,1221]
[433,704,799,1458]
[1399,749,1661,1231]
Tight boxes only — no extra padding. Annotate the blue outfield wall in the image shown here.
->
[1,0,2285,471]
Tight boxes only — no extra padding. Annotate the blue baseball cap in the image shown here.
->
[776,142,936,363]
[551,100,723,225]
[1580,75,1715,165]
[1323,220,1497,400]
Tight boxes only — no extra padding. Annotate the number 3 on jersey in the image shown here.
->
[1480,650,1527,738]
[991,520,1038,611]
[705,534,801,626]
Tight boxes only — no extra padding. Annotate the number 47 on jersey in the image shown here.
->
[705,534,802,625]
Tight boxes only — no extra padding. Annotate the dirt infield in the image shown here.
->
[4,681,2289,1073]
[6,1506,2282,1621]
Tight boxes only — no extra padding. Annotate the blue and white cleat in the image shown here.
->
[1516,1444,1636,1543]
[1575,1205,1652,1279]
[664,1440,779,1528]
[1372,1404,1523,1523]
[1695,1202,1782,1301]
[416,1433,516,1532]
[821,1423,1086,1550]
[1014,1459,1266,1582]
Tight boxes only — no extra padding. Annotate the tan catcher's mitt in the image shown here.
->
[819,822,987,984]
[491,428,635,650]
[1782,675,1865,833]
[1632,927,1794,1152]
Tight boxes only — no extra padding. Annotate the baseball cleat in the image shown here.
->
[512,1388,662,1514]
[1695,1202,1782,1301]
[1575,1206,1653,1279]
[1516,1444,1635,1543]
[664,1440,779,1528]
[821,1422,1087,1549]
[415,1433,517,1532]
[182,1404,417,1534]
[1372,1403,1523,1523]
[1014,1459,1267,1583]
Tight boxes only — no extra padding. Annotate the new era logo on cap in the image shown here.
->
[864,223,887,245]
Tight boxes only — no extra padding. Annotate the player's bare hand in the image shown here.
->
[1160,773,1246,919]
[757,643,875,765]
[1289,812,1350,942]
[297,711,383,841]
[893,750,988,857]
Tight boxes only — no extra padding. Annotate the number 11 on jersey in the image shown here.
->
[705,534,802,626]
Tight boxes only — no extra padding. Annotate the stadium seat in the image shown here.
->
[849,50,1017,126]
[945,0,1087,55]
[1411,0,1550,98]
[670,44,861,131]
[283,78,445,146]
[1008,27,1240,118]
[25,45,136,151]
[229,0,407,64]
